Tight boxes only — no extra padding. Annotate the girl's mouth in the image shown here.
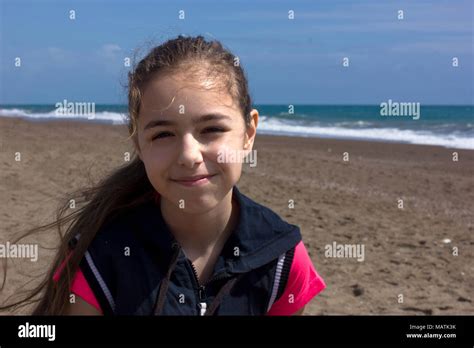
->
[171,174,216,187]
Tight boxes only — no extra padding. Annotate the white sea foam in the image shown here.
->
[0,108,127,125]
[257,116,474,150]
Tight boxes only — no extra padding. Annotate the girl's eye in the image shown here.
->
[151,128,225,141]
[152,132,174,140]
[203,127,225,133]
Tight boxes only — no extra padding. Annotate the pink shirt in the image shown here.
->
[54,241,325,315]
[266,241,326,315]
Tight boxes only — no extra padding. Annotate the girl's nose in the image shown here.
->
[177,133,204,168]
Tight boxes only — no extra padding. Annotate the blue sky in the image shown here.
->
[0,0,472,105]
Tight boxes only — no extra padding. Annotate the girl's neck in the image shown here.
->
[160,189,239,257]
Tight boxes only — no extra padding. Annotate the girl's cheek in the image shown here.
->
[146,148,174,173]
[150,142,175,160]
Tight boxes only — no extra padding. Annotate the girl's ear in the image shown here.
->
[244,109,259,151]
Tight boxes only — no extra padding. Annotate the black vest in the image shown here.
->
[78,186,301,315]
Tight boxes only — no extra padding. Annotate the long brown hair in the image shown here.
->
[0,35,253,315]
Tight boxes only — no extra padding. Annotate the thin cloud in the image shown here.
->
[99,44,122,59]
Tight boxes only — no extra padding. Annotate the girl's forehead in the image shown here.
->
[140,73,237,115]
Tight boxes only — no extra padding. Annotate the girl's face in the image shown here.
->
[135,72,258,214]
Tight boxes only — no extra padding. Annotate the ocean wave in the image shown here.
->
[0,108,127,125]
[258,117,474,150]
[333,120,373,127]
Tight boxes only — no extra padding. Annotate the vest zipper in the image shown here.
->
[188,261,208,316]
[188,260,230,316]
[198,285,207,316]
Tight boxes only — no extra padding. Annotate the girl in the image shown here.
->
[2,35,325,315]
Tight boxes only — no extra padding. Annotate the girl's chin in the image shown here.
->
[164,191,221,212]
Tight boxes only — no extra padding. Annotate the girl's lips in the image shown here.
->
[171,174,216,187]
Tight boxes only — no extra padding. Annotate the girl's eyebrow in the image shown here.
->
[144,113,232,131]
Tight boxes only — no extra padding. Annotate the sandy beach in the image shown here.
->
[0,116,473,315]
